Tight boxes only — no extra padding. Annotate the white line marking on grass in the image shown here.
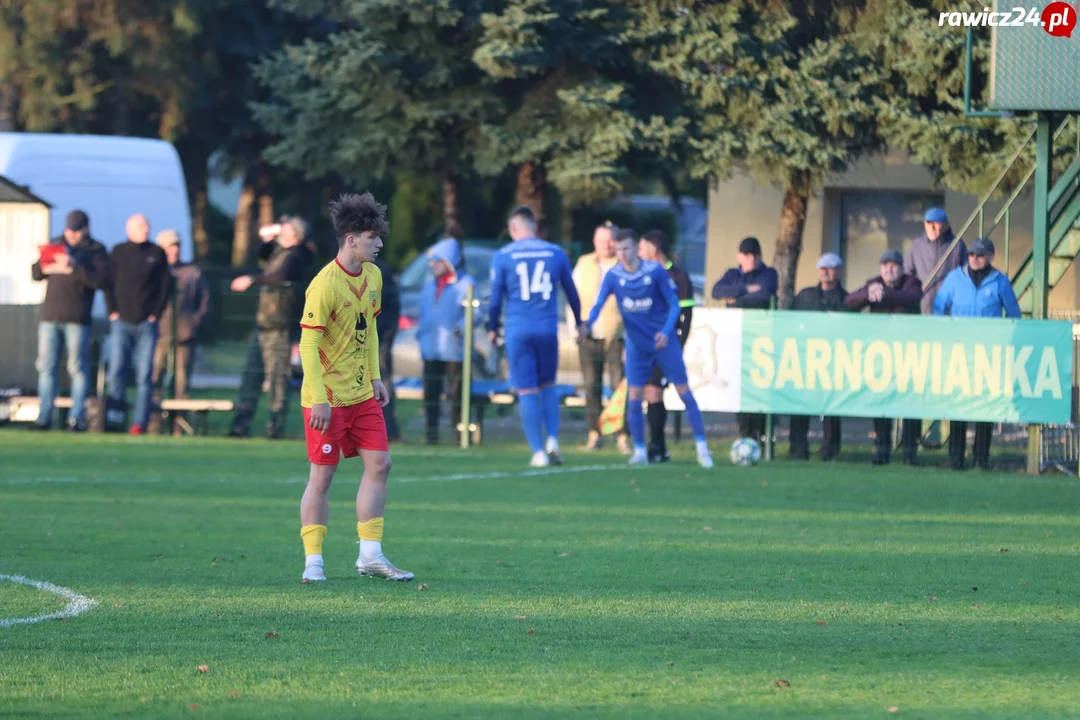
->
[0,574,98,628]
[272,463,642,485]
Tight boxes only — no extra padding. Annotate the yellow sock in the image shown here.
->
[357,517,384,542]
[300,524,327,557]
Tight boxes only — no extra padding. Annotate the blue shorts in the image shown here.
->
[626,341,688,388]
[505,332,559,390]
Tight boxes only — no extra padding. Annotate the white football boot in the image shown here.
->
[529,450,550,468]
[628,447,649,466]
[301,562,326,584]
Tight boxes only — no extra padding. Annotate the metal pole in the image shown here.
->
[764,297,776,461]
[1028,112,1053,473]
[460,283,475,449]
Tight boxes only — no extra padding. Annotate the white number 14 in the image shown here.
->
[515,261,552,301]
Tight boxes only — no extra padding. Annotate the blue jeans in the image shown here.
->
[36,322,91,426]
[107,319,159,429]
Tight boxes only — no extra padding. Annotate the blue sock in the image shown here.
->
[540,386,560,442]
[627,396,646,450]
[519,393,544,453]
[680,390,707,443]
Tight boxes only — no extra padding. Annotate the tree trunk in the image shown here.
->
[256,164,274,228]
[442,171,462,239]
[774,172,811,310]
[192,185,209,263]
[0,82,18,131]
[232,181,256,267]
[515,162,547,238]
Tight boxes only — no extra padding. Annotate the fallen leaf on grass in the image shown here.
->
[817,621,826,626]
[188,704,199,711]
[417,584,429,591]
[228,691,241,698]
[888,707,899,713]
[496,559,504,565]
[197,665,210,673]
[926,596,938,602]
[972,604,980,609]
[559,552,571,557]
[703,526,712,531]
[527,628,535,635]
[265,632,279,639]
[513,615,527,620]
[774,679,791,687]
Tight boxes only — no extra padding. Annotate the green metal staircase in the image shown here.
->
[940,115,1080,316]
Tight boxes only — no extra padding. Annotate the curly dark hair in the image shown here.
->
[328,192,389,246]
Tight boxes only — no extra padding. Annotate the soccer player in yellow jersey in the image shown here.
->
[297,192,413,583]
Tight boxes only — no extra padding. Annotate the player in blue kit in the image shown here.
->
[583,228,714,468]
[488,206,583,467]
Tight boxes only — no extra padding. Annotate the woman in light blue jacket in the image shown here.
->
[932,237,1020,470]
[417,238,474,444]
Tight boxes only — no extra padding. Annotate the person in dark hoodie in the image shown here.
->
[933,237,1020,470]
[712,236,778,441]
[847,249,924,465]
[788,253,849,461]
[417,237,475,445]
[105,214,173,435]
[905,207,966,316]
[228,216,314,439]
[29,209,108,431]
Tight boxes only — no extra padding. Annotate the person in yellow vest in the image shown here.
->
[570,221,630,453]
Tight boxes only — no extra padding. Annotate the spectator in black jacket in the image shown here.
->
[846,249,923,465]
[29,210,108,431]
[375,257,402,442]
[105,214,173,435]
[789,253,850,461]
[228,216,314,439]
[712,236,778,441]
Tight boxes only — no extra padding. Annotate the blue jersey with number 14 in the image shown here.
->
[488,237,581,337]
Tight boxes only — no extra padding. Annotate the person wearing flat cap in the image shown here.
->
[149,230,210,433]
[29,209,108,431]
[712,237,779,441]
[905,207,966,316]
[847,249,924,465]
[788,252,850,461]
[933,237,1020,470]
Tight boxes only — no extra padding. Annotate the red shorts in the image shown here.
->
[303,397,388,465]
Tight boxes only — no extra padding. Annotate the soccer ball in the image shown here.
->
[730,437,761,466]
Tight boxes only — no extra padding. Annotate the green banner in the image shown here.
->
[738,311,1074,424]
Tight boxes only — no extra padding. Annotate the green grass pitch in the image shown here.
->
[1,430,1079,718]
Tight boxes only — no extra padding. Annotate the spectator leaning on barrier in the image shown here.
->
[906,207,966,316]
[105,214,173,435]
[228,216,314,439]
[712,236,778,441]
[29,209,108,431]
[638,228,695,463]
[572,221,630,453]
[933,237,1021,470]
[374,256,402,442]
[846,249,924,465]
[418,238,474,445]
[150,230,210,431]
[788,252,849,461]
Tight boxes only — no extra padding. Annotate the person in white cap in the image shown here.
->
[789,252,850,461]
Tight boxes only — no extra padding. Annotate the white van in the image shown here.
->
[0,132,192,316]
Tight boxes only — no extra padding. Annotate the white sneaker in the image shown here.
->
[629,448,649,466]
[545,437,563,466]
[357,555,415,581]
[617,434,632,455]
[530,450,550,468]
[697,447,715,469]
[301,563,326,583]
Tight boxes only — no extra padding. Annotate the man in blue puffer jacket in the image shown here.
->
[933,237,1020,470]
[418,238,474,445]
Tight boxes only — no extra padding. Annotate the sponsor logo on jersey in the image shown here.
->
[622,296,654,312]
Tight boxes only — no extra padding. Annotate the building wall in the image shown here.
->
[705,150,1080,311]
[0,201,50,305]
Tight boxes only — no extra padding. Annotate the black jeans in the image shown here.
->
[789,415,841,460]
[872,418,920,462]
[423,359,462,443]
[737,413,766,441]
[378,327,400,441]
[949,421,993,468]
[579,336,625,433]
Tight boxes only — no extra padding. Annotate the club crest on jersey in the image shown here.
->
[370,291,377,304]
[643,275,652,285]
[619,278,626,286]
